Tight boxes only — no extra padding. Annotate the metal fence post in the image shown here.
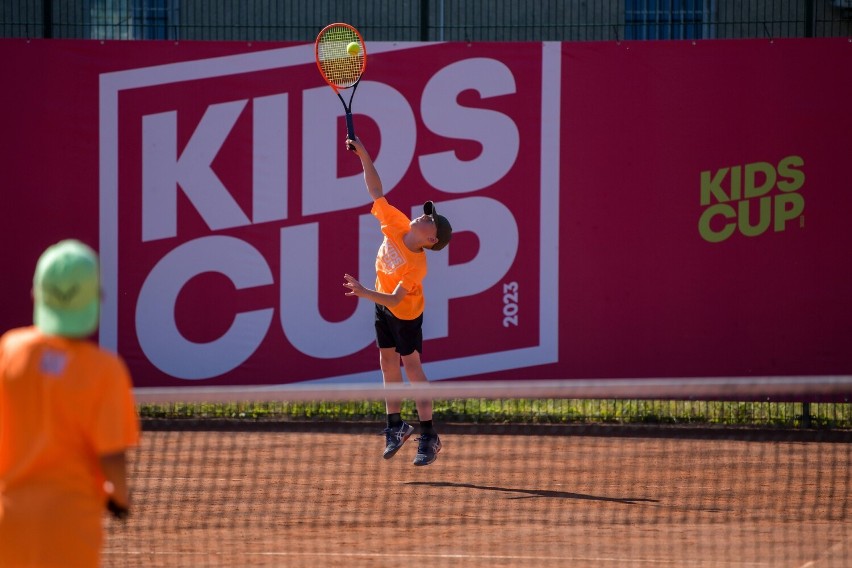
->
[805,0,815,38]
[42,0,53,38]
[420,0,430,41]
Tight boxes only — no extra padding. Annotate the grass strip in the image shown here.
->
[139,399,852,429]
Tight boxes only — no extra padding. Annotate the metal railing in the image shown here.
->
[3,0,851,42]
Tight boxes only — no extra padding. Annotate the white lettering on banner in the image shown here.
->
[420,58,520,193]
[301,82,417,216]
[252,94,289,223]
[100,42,561,383]
[142,100,251,242]
[135,197,514,374]
[421,197,518,339]
[136,236,274,380]
[278,214,378,358]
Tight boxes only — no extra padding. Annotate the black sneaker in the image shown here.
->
[382,422,414,459]
[413,433,442,466]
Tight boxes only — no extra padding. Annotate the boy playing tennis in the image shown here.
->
[342,137,452,466]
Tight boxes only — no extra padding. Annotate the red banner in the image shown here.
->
[1,38,850,387]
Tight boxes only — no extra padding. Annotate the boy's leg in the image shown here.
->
[400,351,432,424]
[401,351,441,466]
[380,348,413,459]
[380,348,404,415]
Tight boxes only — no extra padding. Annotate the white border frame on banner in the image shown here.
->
[99,42,561,385]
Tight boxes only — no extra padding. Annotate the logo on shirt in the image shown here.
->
[40,350,68,377]
[377,239,405,274]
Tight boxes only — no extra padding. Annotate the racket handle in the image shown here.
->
[107,498,130,520]
[345,112,356,151]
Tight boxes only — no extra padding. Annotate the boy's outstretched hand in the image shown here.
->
[346,137,366,157]
[347,137,383,201]
[343,273,367,298]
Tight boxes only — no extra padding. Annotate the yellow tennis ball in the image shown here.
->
[346,41,360,56]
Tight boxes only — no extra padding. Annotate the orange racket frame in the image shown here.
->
[315,23,367,145]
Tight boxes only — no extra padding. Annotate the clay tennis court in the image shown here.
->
[103,423,851,567]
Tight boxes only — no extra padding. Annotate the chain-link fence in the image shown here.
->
[3,0,852,42]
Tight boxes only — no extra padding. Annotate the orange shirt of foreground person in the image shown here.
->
[0,239,140,568]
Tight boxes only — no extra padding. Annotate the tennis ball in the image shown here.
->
[346,41,360,56]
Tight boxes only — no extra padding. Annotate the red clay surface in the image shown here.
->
[103,424,852,567]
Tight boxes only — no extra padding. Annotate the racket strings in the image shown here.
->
[317,27,364,88]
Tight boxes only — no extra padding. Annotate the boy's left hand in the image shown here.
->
[343,273,366,298]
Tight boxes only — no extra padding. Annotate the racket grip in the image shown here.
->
[345,112,356,151]
[107,498,130,520]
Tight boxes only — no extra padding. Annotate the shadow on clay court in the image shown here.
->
[406,481,660,505]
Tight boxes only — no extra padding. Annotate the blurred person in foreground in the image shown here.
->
[0,239,139,567]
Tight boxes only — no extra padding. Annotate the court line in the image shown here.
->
[796,536,850,568]
[104,550,772,566]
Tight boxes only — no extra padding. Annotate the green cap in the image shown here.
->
[33,239,100,338]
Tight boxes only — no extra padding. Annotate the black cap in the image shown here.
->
[423,201,452,251]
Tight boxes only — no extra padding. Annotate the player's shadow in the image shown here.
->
[406,481,659,504]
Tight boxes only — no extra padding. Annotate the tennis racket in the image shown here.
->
[315,23,367,150]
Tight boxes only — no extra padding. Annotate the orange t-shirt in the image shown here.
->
[372,197,429,320]
[0,326,139,567]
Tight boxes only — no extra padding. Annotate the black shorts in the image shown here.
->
[375,304,423,356]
